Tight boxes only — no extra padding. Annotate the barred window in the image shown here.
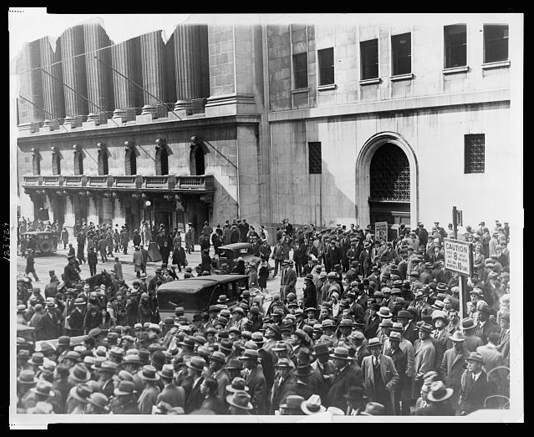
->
[465,134,485,174]
[391,33,412,76]
[444,24,467,68]
[370,143,410,202]
[293,52,308,89]
[308,142,322,174]
[318,48,335,86]
[360,39,379,80]
[484,24,509,63]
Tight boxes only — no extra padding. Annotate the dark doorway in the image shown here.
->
[157,148,169,175]
[369,143,410,227]
[191,146,205,175]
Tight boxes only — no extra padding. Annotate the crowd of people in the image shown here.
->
[15,216,512,418]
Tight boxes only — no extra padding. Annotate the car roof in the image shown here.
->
[217,243,252,250]
[156,275,249,294]
[22,231,54,235]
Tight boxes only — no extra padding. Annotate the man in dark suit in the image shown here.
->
[458,352,497,415]
[280,260,297,301]
[269,358,297,414]
[310,343,335,401]
[156,364,186,410]
[474,303,500,345]
[239,349,268,415]
[397,310,418,345]
[325,347,364,410]
[364,304,381,339]
[440,330,470,415]
[182,356,206,414]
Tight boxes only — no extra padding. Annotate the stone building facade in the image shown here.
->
[15,15,521,240]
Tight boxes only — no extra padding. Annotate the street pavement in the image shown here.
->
[15,241,306,302]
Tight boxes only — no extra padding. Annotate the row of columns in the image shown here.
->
[17,22,210,126]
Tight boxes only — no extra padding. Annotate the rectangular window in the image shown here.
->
[444,24,467,68]
[308,142,322,174]
[391,33,412,76]
[293,52,308,89]
[465,134,485,174]
[318,48,335,86]
[360,39,379,80]
[484,24,509,63]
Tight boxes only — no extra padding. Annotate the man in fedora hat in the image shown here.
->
[227,390,254,415]
[414,380,455,416]
[208,351,231,400]
[269,358,297,414]
[384,331,409,415]
[461,317,484,353]
[413,322,436,402]
[473,302,500,345]
[17,369,38,413]
[95,361,117,399]
[431,310,450,370]
[239,349,268,414]
[25,380,56,414]
[300,394,327,415]
[458,352,497,415]
[182,356,206,414]
[111,380,139,414]
[279,394,305,415]
[440,330,470,414]
[361,337,399,415]
[156,363,186,410]
[325,347,363,410]
[137,364,162,412]
[310,343,335,401]
[343,385,367,416]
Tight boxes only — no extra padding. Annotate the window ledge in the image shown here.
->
[390,73,414,82]
[482,60,511,70]
[359,78,381,85]
[317,84,337,91]
[442,66,469,75]
[292,88,309,94]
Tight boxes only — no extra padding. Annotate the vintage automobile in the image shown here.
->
[20,231,57,255]
[156,274,249,321]
[213,242,261,271]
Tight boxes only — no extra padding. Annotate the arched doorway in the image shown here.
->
[355,132,418,230]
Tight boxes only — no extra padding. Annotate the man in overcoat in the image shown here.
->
[325,347,364,410]
[412,322,436,401]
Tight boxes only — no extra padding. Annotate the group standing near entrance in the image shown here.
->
[15,214,511,417]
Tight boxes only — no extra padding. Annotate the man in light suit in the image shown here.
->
[430,310,450,371]
[497,312,510,366]
[412,323,436,402]
[476,332,507,395]
[362,337,400,415]
[440,330,470,415]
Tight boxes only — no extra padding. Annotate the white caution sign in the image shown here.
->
[443,238,473,276]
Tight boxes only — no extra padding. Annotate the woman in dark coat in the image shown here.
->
[258,257,270,292]
[83,306,102,335]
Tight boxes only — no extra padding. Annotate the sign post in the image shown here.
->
[443,238,473,320]
[375,221,388,242]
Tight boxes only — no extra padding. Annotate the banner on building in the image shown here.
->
[375,221,388,242]
[443,238,473,276]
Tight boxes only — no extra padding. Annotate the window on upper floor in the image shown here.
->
[484,24,509,63]
[98,148,109,176]
[360,38,379,80]
[464,134,485,174]
[308,142,322,174]
[125,147,137,175]
[156,146,169,176]
[293,52,308,89]
[444,24,467,68]
[391,33,412,76]
[32,151,41,176]
[318,48,335,86]
[74,150,84,175]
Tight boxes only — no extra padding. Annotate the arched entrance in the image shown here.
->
[355,132,418,230]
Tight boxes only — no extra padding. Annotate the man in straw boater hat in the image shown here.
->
[440,330,470,415]
[361,337,399,415]
[325,346,363,411]
[458,351,498,416]
[414,380,455,416]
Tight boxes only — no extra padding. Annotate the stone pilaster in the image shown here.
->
[139,31,167,106]
[111,38,143,114]
[39,36,65,121]
[16,40,45,124]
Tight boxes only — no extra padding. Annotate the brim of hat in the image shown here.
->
[301,404,327,415]
[427,388,454,402]
[140,374,160,381]
[28,360,44,366]
[70,370,91,383]
[71,391,90,404]
[226,395,253,410]
[30,388,55,397]
[226,385,249,393]
[329,354,353,360]
[466,358,484,364]
[86,399,110,411]
[114,389,137,396]
[185,363,204,371]
[17,378,37,385]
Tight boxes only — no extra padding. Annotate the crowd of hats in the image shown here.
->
[15,219,511,417]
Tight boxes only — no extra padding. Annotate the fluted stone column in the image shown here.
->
[111,38,142,122]
[60,25,88,119]
[39,36,65,123]
[173,24,205,115]
[16,40,45,124]
[139,31,167,111]
[84,23,114,123]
